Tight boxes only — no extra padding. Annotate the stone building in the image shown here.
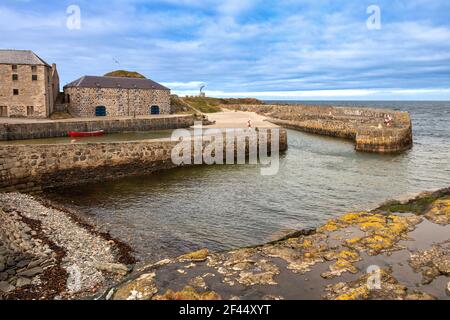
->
[0,50,60,118]
[64,76,171,117]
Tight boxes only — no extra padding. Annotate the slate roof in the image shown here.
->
[64,76,170,91]
[0,49,50,66]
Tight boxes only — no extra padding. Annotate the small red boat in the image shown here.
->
[68,130,105,137]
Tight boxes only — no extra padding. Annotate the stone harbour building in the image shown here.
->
[64,76,171,117]
[0,49,60,118]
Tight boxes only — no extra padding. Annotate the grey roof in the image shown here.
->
[64,76,170,91]
[0,49,50,66]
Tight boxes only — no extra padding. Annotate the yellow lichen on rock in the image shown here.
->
[321,250,360,279]
[346,237,362,246]
[179,249,209,262]
[335,286,370,300]
[154,286,221,300]
[112,272,157,300]
[339,212,365,224]
[317,220,340,232]
[337,250,360,261]
[425,199,450,225]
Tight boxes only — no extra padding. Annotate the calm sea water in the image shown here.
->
[46,101,450,262]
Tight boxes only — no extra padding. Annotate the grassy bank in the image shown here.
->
[171,96,264,114]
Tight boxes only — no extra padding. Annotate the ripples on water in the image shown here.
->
[47,101,450,262]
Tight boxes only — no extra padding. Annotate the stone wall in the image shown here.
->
[65,87,171,117]
[225,104,413,153]
[0,129,287,192]
[0,115,195,141]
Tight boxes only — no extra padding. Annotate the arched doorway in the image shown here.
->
[150,105,160,115]
[95,106,106,116]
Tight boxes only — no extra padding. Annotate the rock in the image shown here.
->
[424,199,450,225]
[154,286,221,300]
[16,277,32,288]
[16,259,31,269]
[178,249,209,262]
[17,266,43,277]
[0,281,15,293]
[113,272,157,300]
[0,263,5,273]
[434,259,450,275]
[27,258,45,269]
[447,282,450,296]
[93,262,129,276]
[0,272,8,281]
[188,276,207,290]
[405,291,436,300]
[6,257,16,267]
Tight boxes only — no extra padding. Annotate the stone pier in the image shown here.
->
[224,104,413,153]
[0,129,287,192]
[0,115,195,141]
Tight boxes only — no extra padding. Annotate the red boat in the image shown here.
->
[68,130,105,137]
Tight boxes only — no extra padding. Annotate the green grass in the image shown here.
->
[180,96,264,114]
[378,192,450,214]
[104,70,146,78]
[182,97,223,113]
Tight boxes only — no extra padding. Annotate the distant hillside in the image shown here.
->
[104,70,146,78]
[220,98,264,105]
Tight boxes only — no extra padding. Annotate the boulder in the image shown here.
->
[112,272,157,300]
[0,281,15,293]
[93,262,129,276]
[16,277,32,288]
[17,266,43,277]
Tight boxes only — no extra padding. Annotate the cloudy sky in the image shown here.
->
[2,0,450,100]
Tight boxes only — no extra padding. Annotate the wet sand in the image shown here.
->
[203,110,278,129]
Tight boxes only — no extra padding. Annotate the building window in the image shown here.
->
[95,106,106,116]
[0,106,7,117]
[31,65,37,73]
[32,75,38,81]
[12,74,18,81]
[13,89,19,95]
[27,106,34,116]
[12,65,17,71]
[150,105,160,115]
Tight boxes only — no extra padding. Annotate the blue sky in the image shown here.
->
[2,0,450,100]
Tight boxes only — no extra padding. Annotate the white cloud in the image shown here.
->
[162,81,205,90]
[173,88,450,100]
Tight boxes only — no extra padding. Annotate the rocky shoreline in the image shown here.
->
[1,188,449,300]
[0,193,135,299]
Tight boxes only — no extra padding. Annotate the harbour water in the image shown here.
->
[45,101,450,262]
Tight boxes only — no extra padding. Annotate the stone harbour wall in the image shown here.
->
[0,129,287,192]
[0,115,194,141]
[224,104,413,153]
